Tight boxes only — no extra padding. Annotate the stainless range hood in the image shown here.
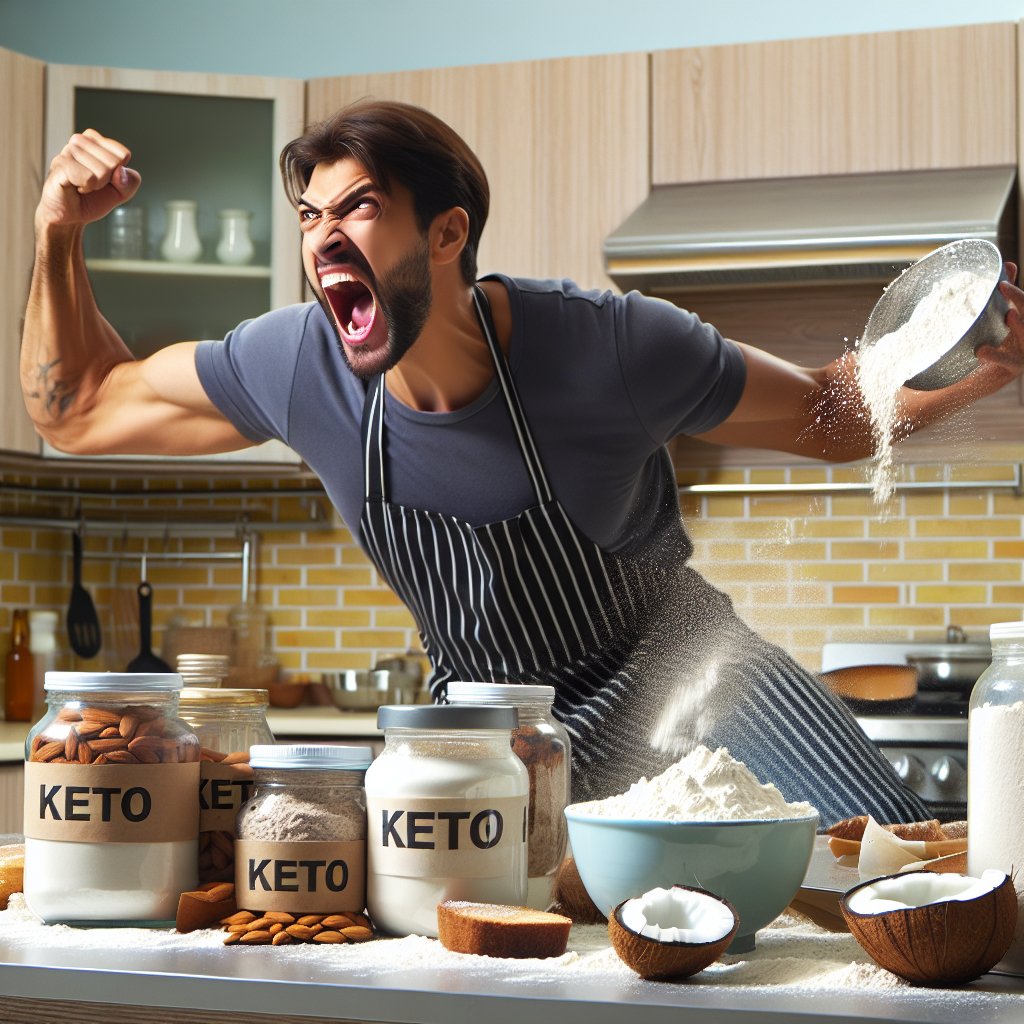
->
[604,166,1017,293]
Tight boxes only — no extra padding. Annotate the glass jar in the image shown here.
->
[235,744,371,915]
[107,205,146,260]
[364,704,528,937]
[177,687,274,882]
[23,671,201,925]
[447,682,571,910]
[176,653,230,688]
[968,620,1024,976]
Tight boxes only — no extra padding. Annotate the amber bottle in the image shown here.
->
[4,609,34,721]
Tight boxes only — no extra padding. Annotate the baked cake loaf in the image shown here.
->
[437,900,572,958]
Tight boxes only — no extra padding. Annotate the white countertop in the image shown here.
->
[0,706,381,763]
[1,842,1022,1024]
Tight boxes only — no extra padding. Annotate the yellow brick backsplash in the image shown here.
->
[2,462,1023,687]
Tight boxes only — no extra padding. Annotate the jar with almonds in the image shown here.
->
[177,687,273,882]
[23,671,201,925]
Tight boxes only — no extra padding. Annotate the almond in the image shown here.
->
[264,912,296,924]
[221,751,250,765]
[284,924,319,941]
[221,910,257,926]
[240,930,272,944]
[312,930,347,944]
[272,931,293,946]
[118,714,140,739]
[64,731,79,761]
[268,923,284,935]
[103,750,139,765]
[297,914,324,926]
[90,737,129,754]
[341,926,373,942]
[33,741,65,762]
[81,708,123,726]
[75,721,108,739]
[76,741,93,765]
[245,916,275,932]
[321,914,355,928]
[135,718,166,738]
[223,932,242,945]
[99,727,121,739]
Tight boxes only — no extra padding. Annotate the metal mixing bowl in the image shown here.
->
[860,238,1009,391]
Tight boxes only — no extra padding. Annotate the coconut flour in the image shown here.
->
[855,269,991,503]
[568,746,816,821]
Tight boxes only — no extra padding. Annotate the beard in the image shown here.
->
[312,239,433,381]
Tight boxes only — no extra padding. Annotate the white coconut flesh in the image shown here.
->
[846,869,1008,915]
[620,886,735,944]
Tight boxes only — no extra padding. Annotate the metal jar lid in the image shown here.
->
[44,670,182,692]
[249,744,373,770]
[377,704,518,730]
[179,687,270,708]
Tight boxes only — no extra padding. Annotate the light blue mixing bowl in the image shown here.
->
[564,809,819,953]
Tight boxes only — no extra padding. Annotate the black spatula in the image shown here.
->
[66,530,102,658]
[126,581,172,673]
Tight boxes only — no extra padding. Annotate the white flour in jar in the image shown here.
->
[967,698,1024,975]
[855,269,991,503]
[568,746,816,821]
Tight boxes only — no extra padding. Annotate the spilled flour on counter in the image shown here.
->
[855,269,992,503]
[1,895,1020,1008]
[566,745,816,821]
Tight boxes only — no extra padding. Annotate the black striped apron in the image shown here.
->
[358,287,929,828]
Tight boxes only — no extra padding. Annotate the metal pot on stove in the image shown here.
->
[905,625,991,690]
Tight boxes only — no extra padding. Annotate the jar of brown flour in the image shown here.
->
[178,687,273,882]
[234,745,371,915]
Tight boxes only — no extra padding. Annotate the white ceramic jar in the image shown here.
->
[215,208,254,265]
[161,200,202,263]
[23,671,201,925]
[968,620,1024,975]
[364,704,528,937]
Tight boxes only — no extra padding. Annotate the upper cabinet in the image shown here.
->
[651,22,1017,184]
[1,46,46,457]
[307,53,650,292]
[32,64,307,465]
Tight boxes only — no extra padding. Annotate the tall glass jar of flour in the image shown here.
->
[23,672,201,925]
[364,704,528,937]
[446,682,570,910]
[234,745,371,915]
[178,687,273,882]
[968,620,1024,976]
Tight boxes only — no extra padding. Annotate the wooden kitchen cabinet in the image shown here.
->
[651,22,1017,185]
[307,53,650,292]
[0,46,46,458]
[30,63,307,466]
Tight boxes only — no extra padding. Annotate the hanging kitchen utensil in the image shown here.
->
[65,529,102,659]
[126,581,172,673]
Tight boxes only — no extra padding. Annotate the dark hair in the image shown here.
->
[280,99,489,285]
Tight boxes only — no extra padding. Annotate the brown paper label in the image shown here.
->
[23,762,200,843]
[199,762,256,832]
[234,839,366,913]
[366,795,527,879]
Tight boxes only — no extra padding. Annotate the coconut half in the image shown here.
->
[608,885,739,981]
[841,869,1018,985]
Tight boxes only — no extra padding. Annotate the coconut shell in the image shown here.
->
[552,857,606,924]
[608,885,739,981]
[841,870,1018,985]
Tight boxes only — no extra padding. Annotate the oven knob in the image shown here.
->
[889,753,927,793]
[929,755,966,800]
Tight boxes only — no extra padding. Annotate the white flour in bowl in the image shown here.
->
[567,745,816,821]
[855,269,992,502]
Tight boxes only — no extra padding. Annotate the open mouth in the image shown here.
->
[319,269,377,345]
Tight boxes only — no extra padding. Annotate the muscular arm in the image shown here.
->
[696,274,1024,462]
[21,129,254,457]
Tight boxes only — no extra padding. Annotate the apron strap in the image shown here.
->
[362,374,387,502]
[472,285,554,505]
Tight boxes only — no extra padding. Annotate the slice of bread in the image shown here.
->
[437,900,572,959]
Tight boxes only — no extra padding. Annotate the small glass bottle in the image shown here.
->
[107,205,146,260]
[216,208,255,265]
[235,745,371,915]
[28,610,59,720]
[178,687,274,882]
[161,200,202,263]
[447,682,570,910]
[23,671,201,925]
[364,704,528,937]
[4,609,34,722]
[967,620,1024,976]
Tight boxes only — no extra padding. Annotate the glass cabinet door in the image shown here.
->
[45,64,305,465]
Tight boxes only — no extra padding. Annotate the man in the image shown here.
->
[22,101,1024,824]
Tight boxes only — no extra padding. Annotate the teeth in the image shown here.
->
[320,271,358,288]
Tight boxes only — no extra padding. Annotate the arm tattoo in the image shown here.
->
[27,358,78,419]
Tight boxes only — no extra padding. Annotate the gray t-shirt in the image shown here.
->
[195,275,746,553]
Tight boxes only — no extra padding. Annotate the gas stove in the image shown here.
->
[821,639,991,821]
